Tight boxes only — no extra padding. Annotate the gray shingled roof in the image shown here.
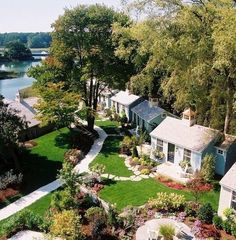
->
[150,117,219,152]
[131,100,165,122]
[220,163,236,190]
[4,98,40,128]
[216,134,236,150]
[110,91,141,106]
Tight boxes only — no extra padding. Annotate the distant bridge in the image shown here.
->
[32,52,49,57]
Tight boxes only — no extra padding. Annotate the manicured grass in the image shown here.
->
[90,136,133,177]
[0,128,71,209]
[95,119,120,134]
[0,193,53,236]
[99,178,220,211]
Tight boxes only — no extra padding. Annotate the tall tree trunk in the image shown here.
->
[224,86,233,134]
[87,113,95,131]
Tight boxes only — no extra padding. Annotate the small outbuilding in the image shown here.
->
[110,90,143,121]
[131,99,172,133]
[218,163,236,217]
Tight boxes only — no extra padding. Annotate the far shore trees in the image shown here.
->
[29,5,134,130]
[4,41,33,60]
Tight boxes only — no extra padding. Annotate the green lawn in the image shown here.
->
[0,128,71,209]
[95,119,120,134]
[90,136,133,177]
[0,193,53,236]
[99,178,220,211]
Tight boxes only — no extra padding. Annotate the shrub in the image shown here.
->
[197,203,214,224]
[51,189,76,211]
[223,208,236,222]
[50,210,83,240]
[64,149,84,166]
[85,207,106,223]
[231,223,236,236]
[1,210,44,237]
[132,146,139,158]
[186,176,212,202]
[140,168,150,175]
[58,162,81,197]
[159,224,175,240]
[213,215,223,230]
[185,201,199,217]
[200,154,215,182]
[223,219,232,234]
[107,205,121,228]
[0,169,23,190]
[148,192,185,211]
[191,220,203,238]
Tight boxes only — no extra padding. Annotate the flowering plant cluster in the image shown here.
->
[0,170,23,190]
[148,192,185,211]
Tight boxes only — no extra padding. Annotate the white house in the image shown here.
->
[218,163,236,217]
[98,88,118,110]
[150,109,220,172]
[110,90,143,121]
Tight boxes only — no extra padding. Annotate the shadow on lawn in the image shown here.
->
[0,151,62,210]
[54,130,73,149]
[102,178,117,187]
[100,136,123,158]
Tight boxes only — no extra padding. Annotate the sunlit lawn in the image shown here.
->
[90,136,133,177]
[99,178,220,211]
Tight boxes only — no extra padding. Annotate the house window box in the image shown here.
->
[152,139,165,162]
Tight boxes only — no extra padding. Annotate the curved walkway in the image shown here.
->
[0,126,107,221]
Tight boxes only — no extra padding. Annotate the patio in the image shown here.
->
[156,163,191,184]
[136,218,195,240]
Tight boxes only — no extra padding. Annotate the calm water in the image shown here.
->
[0,60,40,100]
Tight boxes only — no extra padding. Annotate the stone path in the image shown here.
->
[101,155,158,182]
[0,125,107,222]
[8,230,61,240]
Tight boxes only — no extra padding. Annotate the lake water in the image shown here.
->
[0,60,40,100]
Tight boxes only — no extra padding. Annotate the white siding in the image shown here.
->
[218,186,232,218]
[174,146,184,165]
[191,152,202,171]
[125,106,129,121]
[162,141,168,162]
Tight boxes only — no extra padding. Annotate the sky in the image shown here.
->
[0,0,122,33]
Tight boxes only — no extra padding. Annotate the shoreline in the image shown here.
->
[0,70,19,80]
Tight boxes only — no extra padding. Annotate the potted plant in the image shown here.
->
[159,224,175,240]
[153,149,165,161]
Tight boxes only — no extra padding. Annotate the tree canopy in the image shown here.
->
[0,96,27,171]
[114,0,236,134]
[29,4,134,130]
[4,41,33,60]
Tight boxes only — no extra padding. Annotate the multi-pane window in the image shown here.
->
[156,139,163,152]
[217,149,224,155]
[183,149,191,162]
[231,191,236,210]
